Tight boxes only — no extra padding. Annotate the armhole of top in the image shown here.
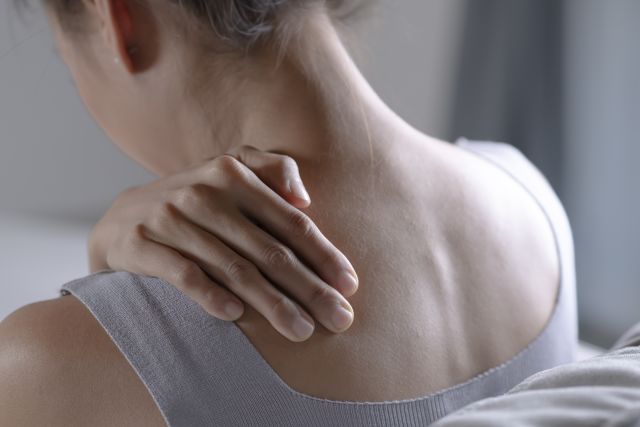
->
[455,138,578,359]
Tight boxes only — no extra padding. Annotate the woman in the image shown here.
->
[0,0,577,425]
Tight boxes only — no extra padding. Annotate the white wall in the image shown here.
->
[0,4,154,222]
[0,1,464,319]
[0,212,90,317]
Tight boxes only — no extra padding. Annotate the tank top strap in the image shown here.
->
[61,271,281,426]
[455,138,578,362]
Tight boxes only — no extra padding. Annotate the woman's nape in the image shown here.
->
[48,0,409,178]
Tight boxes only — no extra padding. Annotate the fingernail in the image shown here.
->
[337,270,359,295]
[332,304,354,331]
[292,316,315,340]
[290,179,310,202]
[224,300,244,320]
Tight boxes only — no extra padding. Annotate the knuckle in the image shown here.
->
[172,185,204,209]
[287,210,315,237]
[320,249,344,271]
[150,202,179,230]
[202,288,226,312]
[270,295,296,321]
[235,145,258,163]
[216,155,248,180]
[225,259,257,283]
[262,243,297,269]
[308,285,336,307]
[109,225,146,267]
[121,224,146,254]
[131,223,147,242]
[279,156,298,174]
[172,262,201,289]
[240,144,258,153]
[199,158,221,178]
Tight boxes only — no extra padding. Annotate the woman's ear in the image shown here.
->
[93,0,140,73]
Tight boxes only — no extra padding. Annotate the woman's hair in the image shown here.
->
[37,0,357,48]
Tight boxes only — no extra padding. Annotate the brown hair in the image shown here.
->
[35,0,358,48]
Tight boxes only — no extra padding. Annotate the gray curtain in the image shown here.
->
[448,0,640,347]
[448,0,565,192]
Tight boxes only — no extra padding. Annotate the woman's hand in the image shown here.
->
[88,146,358,342]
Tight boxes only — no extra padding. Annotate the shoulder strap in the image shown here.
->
[61,271,282,426]
[456,138,578,362]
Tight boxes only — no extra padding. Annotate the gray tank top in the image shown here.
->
[61,139,578,426]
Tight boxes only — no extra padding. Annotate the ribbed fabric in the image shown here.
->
[61,139,577,426]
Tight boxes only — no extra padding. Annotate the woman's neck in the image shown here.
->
[167,12,419,178]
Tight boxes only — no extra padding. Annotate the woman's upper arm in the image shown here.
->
[0,298,165,426]
[0,301,73,425]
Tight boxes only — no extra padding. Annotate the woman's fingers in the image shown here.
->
[108,225,246,321]
[139,154,357,335]
[171,162,358,298]
[178,201,353,332]
[166,182,355,332]
[165,192,355,334]
[90,149,357,339]
[143,206,317,342]
[199,154,358,297]
[234,177,359,297]
[225,220,355,334]
[226,146,311,209]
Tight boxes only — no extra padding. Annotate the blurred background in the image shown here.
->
[0,0,638,348]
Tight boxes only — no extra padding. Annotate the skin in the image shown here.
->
[85,150,361,342]
[0,0,560,425]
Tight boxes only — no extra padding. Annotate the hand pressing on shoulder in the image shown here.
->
[88,146,358,342]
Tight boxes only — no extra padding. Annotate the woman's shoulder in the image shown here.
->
[0,295,164,426]
[448,138,567,284]
[450,138,574,299]
[452,139,569,231]
[432,138,571,365]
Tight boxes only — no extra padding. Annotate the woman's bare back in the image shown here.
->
[0,137,562,425]
[235,135,560,401]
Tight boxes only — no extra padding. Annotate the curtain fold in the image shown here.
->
[448,0,565,192]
